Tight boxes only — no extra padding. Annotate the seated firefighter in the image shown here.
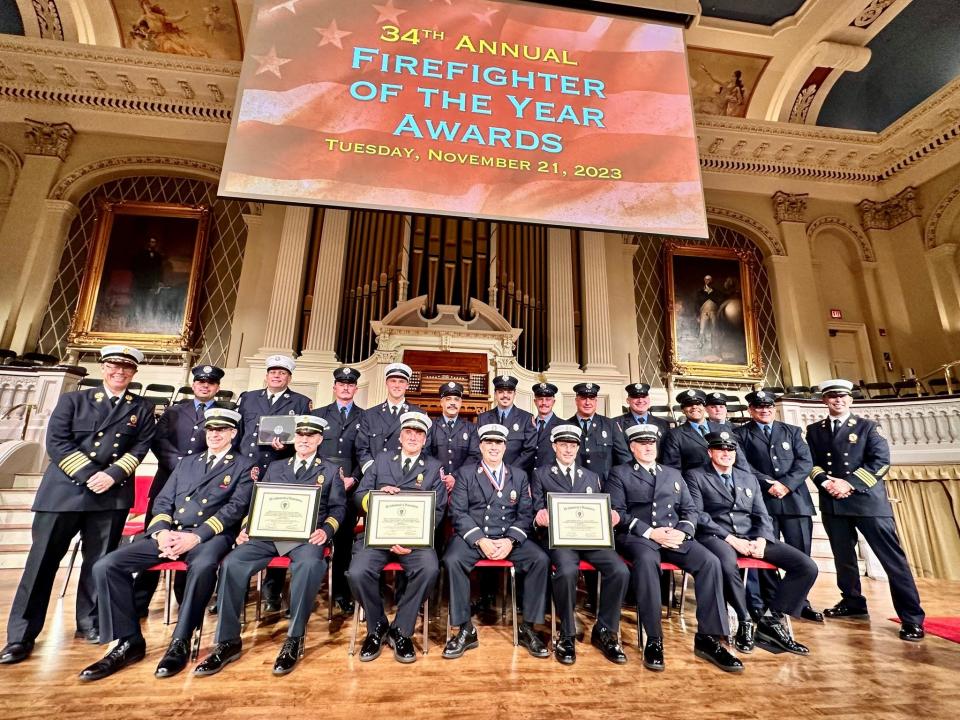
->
[443,423,550,660]
[193,415,345,677]
[684,431,818,656]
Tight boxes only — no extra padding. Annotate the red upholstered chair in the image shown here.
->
[619,559,689,648]
[444,558,518,646]
[348,561,430,657]
[146,560,205,660]
[252,546,335,622]
[59,473,154,598]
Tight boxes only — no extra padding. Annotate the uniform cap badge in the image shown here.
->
[720,431,730,440]
[687,390,696,397]
[203,365,213,373]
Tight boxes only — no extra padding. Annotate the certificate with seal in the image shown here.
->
[248,483,321,542]
[547,492,614,549]
[364,491,436,548]
[257,415,296,445]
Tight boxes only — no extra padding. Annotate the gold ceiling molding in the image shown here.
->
[857,187,920,231]
[806,215,876,262]
[49,155,222,201]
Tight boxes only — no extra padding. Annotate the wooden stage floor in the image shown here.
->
[0,568,958,720]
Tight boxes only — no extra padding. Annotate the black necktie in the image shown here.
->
[536,418,543,433]
[697,424,707,437]
[402,458,412,475]
[270,393,278,405]
[206,454,216,470]
[721,473,733,491]
[580,418,588,432]
[499,411,507,425]
[649,465,657,478]
[340,407,348,424]
[196,403,205,422]
[391,406,398,418]
[295,460,308,478]
[833,419,841,434]
[763,424,772,440]
[110,396,119,408]
[564,468,573,486]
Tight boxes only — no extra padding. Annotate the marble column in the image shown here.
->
[547,227,578,371]
[0,119,75,350]
[257,205,313,356]
[301,208,350,362]
[580,231,617,373]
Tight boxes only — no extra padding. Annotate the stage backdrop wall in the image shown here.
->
[37,175,249,366]
[631,225,784,389]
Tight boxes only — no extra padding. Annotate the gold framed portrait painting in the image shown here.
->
[663,242,764,380]
[68,199,210,353]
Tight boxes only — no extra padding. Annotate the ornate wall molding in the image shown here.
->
[851,0,898,29]
[857,187,920,231]
[49,155,222,201]
[0,143,22,195]
[924,185,960,249]
[705,206,785,257]
[806,215,876,262]
[772,191,809,224]
[23,117,74,159]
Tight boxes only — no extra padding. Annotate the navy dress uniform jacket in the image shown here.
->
[356,401,427,473]
[252,455,347,539]
[146,450,255,541]
[733,420,815,517]
[355,452,448,528]
[234,388,312,471]
[150,400,212,495]
[451,462,533,545]
[616,412,672,459]
[34,387,156,512]
[805,415,893,517]
[531,414,563,470]
[684,465,775,542]
[661,420,755,474]
[427,417,480,476]
[477,406,537,471]
[606,462,697,552]
[312,401,364,478]
[567,414,632,481]
[530,462,603,513]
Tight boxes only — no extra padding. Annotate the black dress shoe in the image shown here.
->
[334,596,355,615]
[387,627,416,664]
[193,639,242,677]
[262,598,282,614]
[643,637,665,672]
[273,636,305,675]
[694,634,744,673]
[823,602,869,619]
[0,641,34,664]
[590,627,627,665]
[734,620,755,653]
[756,617,809,655]
[74,628,100,644]
[78,637,146,681]
[899,622,925,642]
[155,638,190,678]
[517,623,549,658]
[554,635,576,665]
[359,621,389,662]
[442,625,479,659]
[800,606,825,623]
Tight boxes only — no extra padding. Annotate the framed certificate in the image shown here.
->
[257,415,296,445]
[248,483,321,542]
[547,493,614,549]
[364,491,437,549]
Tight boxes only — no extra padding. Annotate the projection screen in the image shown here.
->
[220,0,708,237]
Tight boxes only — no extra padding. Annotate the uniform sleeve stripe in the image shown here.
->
[147,514,173,530]
[854,468,877,487]
[325,517,340,533]
[628,518,638,531]
[60,452,91,475]
[678,520,696,530]
[463,527,482,539]
[509,526,527,539]
[204,517,224,534]
[876,465,890,477]
[809,466,826,480]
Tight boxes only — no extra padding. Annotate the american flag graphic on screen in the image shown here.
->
[220,0,708,237]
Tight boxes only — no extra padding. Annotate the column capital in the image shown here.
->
[24,118,75,160]
[857,186,919,230]
[771,191,808,224]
